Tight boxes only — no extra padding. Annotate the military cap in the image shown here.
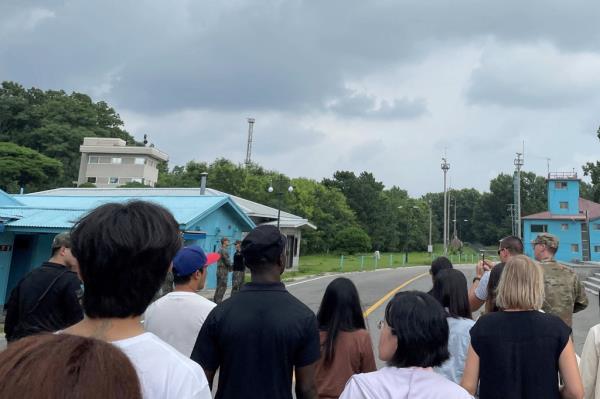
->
[241,225,287,265]
[532,233,559,249]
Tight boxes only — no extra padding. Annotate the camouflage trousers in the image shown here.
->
[232,271,245,295]
[213,265,229,304]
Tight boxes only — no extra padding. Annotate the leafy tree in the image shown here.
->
[0,81,137,187]
[119,182,151,188]
[78,182,97,188]
[333,227,371,254]
[0,142,63,193]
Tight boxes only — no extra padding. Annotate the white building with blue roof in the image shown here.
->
[0,191,255,305]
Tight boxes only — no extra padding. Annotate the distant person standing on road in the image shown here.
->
[192,225,320,399]
[214,237,232,304]
[144,245,219,357]
[5,232,83,342]
[532,233,588,327]
[315,277,376,399]
[231,240,245,294]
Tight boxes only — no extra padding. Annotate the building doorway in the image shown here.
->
[5,235,36,303]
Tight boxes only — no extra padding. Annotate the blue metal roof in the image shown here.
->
[2,195,255,231]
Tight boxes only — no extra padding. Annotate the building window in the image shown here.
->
[109,177,119,184]
[594,246,600,253]
[559,202,569,209]
[594,224,600,231]
[555,182,568,189]
[122,157,134,165]
[99,156,112,164]
[111,157,122,164]
[131,178,143,184]
[571,244,579,252]
[561,224,569,231]
[531,224,548,233]
[134,157,146,165]
[87,177,97,183]
[88,156,99,164]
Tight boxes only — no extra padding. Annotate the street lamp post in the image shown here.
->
[399,205,420,263]
[268,181,294,229]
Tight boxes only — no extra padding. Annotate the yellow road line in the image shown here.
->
[362,272,429,318]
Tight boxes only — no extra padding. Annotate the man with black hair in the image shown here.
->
[5,232,83,342]
[192,225,320,399]
[533,232,588,327]
[144,245,219,357]
[468,235,523,311]
[63,201,211,399]
[231,240,245,294]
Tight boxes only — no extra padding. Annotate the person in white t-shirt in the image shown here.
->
[145,245,219,357]
[63,201,212,399]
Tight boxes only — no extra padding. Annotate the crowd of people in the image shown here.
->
[1,199,600,398]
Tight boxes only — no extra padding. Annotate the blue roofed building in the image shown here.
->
[0,192,255,305]
[523,172,600,263]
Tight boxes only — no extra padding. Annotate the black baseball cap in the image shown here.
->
[241,225,286,265]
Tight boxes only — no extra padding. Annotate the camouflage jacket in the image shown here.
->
[541,259,588,327]
[218,247,232,269]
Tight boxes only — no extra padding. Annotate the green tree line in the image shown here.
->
[2,81,600,253]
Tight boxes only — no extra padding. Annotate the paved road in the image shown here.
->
[286,264,599,366]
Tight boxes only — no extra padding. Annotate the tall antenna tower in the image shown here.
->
[514,152,524,239]
[245,118,255,166]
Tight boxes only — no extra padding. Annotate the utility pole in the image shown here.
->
[452,198,458,239]
[245,118,255,166]
[514,152,524,239]
[428,200,433,255]
[441,157,450,255]
[507,204,515,236]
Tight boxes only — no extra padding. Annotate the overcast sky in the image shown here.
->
[2,1,600,196]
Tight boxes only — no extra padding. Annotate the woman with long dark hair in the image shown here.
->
[430,268,475,384]
[315,277,376,399]
[339,291,472,398]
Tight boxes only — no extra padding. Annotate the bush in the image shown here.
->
[333,227,372,254]
[78,182,96,188]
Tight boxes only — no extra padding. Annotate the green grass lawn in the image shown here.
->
[284,244,486,280]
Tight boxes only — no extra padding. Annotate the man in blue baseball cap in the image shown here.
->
[144,245,220,357]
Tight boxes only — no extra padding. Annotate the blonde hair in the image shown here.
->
[495,255,544,310]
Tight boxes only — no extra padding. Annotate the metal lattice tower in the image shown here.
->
[245,118,255,166]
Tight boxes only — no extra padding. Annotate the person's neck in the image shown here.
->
[173,283,197,293]
[47,257,67,267]
[250,273,281,284]
[64,316,144,342]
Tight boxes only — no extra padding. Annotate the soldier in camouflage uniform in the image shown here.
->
[213,237,232,304]
[533,232,588,327]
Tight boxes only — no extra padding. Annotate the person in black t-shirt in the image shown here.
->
[5,232,83,342]
[192,225,320,399]
[231,240,245,294]
[461,255,583,399]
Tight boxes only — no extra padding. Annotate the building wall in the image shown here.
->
[0,232,15,306]
[524,219,583,262]
[548,179,580,215]
[80,154,159,187]
[185,207,247,289]
[589,219,600,261]
[280,227,301,269]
